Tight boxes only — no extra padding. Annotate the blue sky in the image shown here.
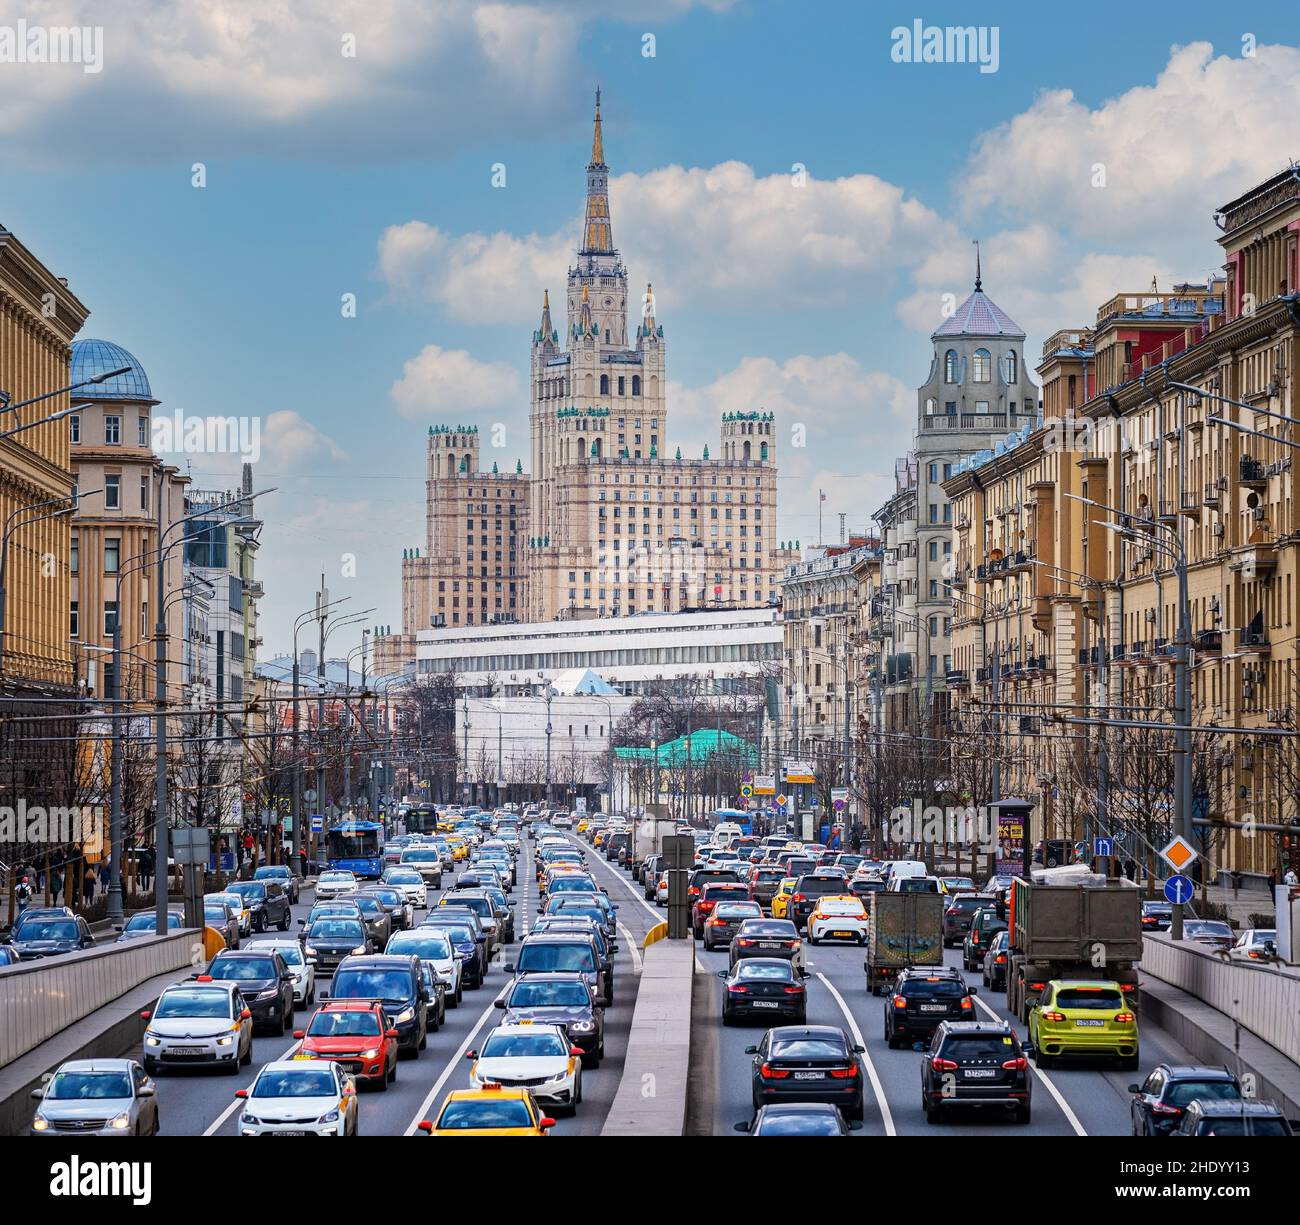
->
[4,0,1298,652]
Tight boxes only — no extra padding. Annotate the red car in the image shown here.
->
[692,882,751,939]
[292,1000,399,1089]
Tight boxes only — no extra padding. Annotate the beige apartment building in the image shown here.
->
[945,165,1300,878]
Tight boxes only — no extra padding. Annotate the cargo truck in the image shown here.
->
[864,891,944,995]
[1005,865,1142,1023]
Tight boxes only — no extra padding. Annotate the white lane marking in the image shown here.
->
[816,971,896,1137]
[402,994,505,1135]
[201,1036,301,1137]
[971,994,1087,1136]
[617,921,643,974]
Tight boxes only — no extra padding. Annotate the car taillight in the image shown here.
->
[971,932,980,944]
[1029,981,1046,991]
[829,1064,858,1079]
[1115,1012,1135,1024]
[728,984,749,994]
[708,918,725,927]
[689,887,700,896]
[1001,1057,1028,1071]
[1041,1010,1066,1022]
[792,894,806,903]
[995,954,1006,964]
[759,1063,790,1079]
[960,996,973,1010]
[892,995,907,1009]
[783,940,797,949]
[736,938,755,947]
[931,1057,958,1072]
[1151,1102,1182,1115]
[783,985,804,995]
[1119,982,1137,992]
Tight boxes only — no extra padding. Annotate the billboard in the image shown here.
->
[784,761,815,785]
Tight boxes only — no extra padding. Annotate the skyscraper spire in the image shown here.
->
[973,239,982,291]
[582,88,613,254]
[539,287,552,337]
[591,87,604,166]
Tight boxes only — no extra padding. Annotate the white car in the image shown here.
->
[806,896,871,944]
[236,1060,358,1136]
[207,891,252,936]
[142,981,253,1076]
[382,868,427,909]
[1233,928,1277,959]
[257,939,316,1006]
[385,929,463,1006]
[468,1023,582,1114]
[315,871,359,901]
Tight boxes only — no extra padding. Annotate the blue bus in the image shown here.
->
[713,807,753,836]
[325,819,385,879]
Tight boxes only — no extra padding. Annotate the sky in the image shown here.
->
[3,0,1299,654]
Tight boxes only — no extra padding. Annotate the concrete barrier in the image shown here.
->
[0,930,200,1068]
[601,938,695,1136]
[1142,932,1300,1065]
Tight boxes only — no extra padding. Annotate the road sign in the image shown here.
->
[753,774,775,796]
[833,799,846,812]
[784,761,814,785]
[310,815,324,833]
[172,825,210,867]
[775,794,788,808]
[1164,874,1194,905]
[739,784,753,799]
[809,796,819,808]
[1094,836,1115,859]
[1160,835,1199,874]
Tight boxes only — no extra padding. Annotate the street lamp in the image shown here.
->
[0,364,132,421]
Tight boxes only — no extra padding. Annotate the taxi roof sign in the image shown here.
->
[1159,835,1198,873]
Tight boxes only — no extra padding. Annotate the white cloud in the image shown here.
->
[389,344,520,419]
[960,41,1300,246]
[258,410,349,468]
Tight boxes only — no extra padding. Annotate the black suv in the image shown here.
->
[497,971,605,1066]
[201,949,296,1032]
[225,880,292,932]
[1173,1099,1295,1136]
[961,906,1007,971]
[885,966,977,1048]
[1129,1064,1242,1136]
[922,1021,1032,1124]
[789,872,850,930]
[3,909,94,959]
[325,953,430,1055]
[942,894,996,947]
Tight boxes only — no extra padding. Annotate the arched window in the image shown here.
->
[743,440,752,461]
[944,350,958,383]
[600,374,609,396]
[973,348,991,383]
[925,397,936,415]
[592,437,602,458]
[631,375,641,396]
[1006,350,1018,384]
[577,437,585,461]
[760,441,768,462]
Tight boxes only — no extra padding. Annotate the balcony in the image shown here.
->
[1193,629,1222,654]
[946,669,970,689]
[1240,456,1267,488]
[1231,544,1277,581]
[924,413,1010,431]
[1203,480,1221,509]
[1238,628,1271,653]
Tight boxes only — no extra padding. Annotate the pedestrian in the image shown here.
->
[82,866,95,907]
[139,846,155,894]
[299,847,308,879]
[1123,856,1136,881]
[48,868,62,906]
[98,860,110,894]
[16,875,33,913]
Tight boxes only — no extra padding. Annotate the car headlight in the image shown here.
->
[318,1109,340,1124]
[216,1035,235,1047]
[144,1035,161,1047]
[569,1020,595,1033]
[361,1048,379,1060]
[392,1006,415,1024]
[109,1112,131,1130]
[32,1115,49,1131]
[242,1113,261,1125]
[256,988,278,1000]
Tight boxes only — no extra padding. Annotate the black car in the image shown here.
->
[424,919,488,988]
[719,958,807,1025]
[730,918,802,968]
[942,894,996,947]
[703,901,764,951]
[1173,1099,1295,1136]
[508,932,610,1006]
[922,1021,1032,1124]
[788,872,850,931]
[962,907,1008,971]
[325,954,429,1055]
[547,894,616,941]
[1141,901,1174,933]
[302,918,371,974]
[253,864,300,905]
[747,1025,865,1122]
[434,892,503,951]
[735,1103,859,1135]
[604,832,630,863]
[532,918,616,998]
[3,910,95,959]
[1129,1064,1242,1136]
[360,885,412,932]
[225,880,292,933]
[415,961,448,1031]
[339,892,392,948]
[201,949,295,1032]
[848,877,886,910]
[886,966,977,1048]
[981,929,1010,990]
[497,971,605,1066]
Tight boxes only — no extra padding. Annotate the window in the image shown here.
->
[69,601,79,638]
[929,463,938,482]
[600,374,609,396]
[974,401,989,414]
[104,475,120,509]
[138,415,149,446]
[104,538,120,573]
[69,414,80,443]
[631,375,641,396]
[1006,350,1018,384]
[104,415,121,444]
[140,474,150,510]
[944,350,958,383]
[70,537,78,574]
[104,602,118,637]
[973,348,991,382]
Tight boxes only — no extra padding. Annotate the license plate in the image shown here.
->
[1074,1018,1104,1027]
[272,1129,307,1136]
[752,1000,779,1009]
[964,1069,996,1078]
[169,1046,206,1055]
[793,1071,824,1080]
[832,931,854,938]
[919,1004,947,1013]
[758,942,780,949]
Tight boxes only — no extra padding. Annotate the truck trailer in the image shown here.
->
[864,891,944,995]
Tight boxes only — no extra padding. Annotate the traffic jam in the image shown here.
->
[26,806,657,1138]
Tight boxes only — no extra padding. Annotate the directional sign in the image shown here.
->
[784,761,815,785]
[310,815,324,833]
[1094,836,1115,859]
[1160,835,1199,874]
[1163,874,1194,905]
[753,774,776,796]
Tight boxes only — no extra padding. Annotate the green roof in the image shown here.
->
[614,728,756,766]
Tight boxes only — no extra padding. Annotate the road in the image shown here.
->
[106,839,659,1138]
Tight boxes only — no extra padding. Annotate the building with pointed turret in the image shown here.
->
[378,93,794,679]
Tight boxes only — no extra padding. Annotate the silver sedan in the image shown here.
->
[31,1059,159,1136]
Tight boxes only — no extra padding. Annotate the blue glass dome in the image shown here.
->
[69,339,157,403]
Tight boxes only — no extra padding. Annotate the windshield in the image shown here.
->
[1198,1117,1289,1137]
[307,1012,381,1037]
[1055,987,1124,1010]
[480,1031,568,1059]
[402,850,440,862]
[443,897,490,917]
[770,1038,846,1059]
[227,883,265,900]
[267,945,303,966]
[46,1071,132,1100]
[209,957,277,981]
[508,981,589,1008]
[901,978,966,998]
[126,913,178,931]
[549,876,597,893]
[253,1069,337,1099]
[715,904,762,919]
[736,962,795,981]
[308,921,365,940]
[330,969,412,1002]
[15,918,77,940]
[155,989,230,1018]
[254,867,288,879]
[941,1034,1017,1058]
[517,944,594,974]
[386,872,421,885]
[327,828,381,857]
[1168,1080,1240,1107]
[756,1111,842,1136]
[387,934,453,960]
[437,1100,533,1130]
[202,908,229,924]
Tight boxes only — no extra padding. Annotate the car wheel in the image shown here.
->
[575,1073,583,1106]
[255,913,267,933]
[277,912,290,932]
[924,1100,941,1124]
[1015,1104,1031,1124]
[456,982,464,1006]
[722,1010,733,1027]
[809,933,820,946]
[418,1026,427,1051]
[448,987,459,1009]
[375,1065,389,1092]
[241,1039,253,1066]
[282,1002,293,1033]
[225,1055,241,1075]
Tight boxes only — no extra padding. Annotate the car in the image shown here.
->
[1129,1064,1242,1135]
[479,884,517,942]
[886,966,977,1048]
[640,852,662,893]
[940,876,978,896]
[1032,839,1077,869]
[299,899,364,939]
[141,980,253,1075]
[30,1059,159,1136]
[315,870,360,901]
[236,1060,359,1136]
[201,949,297,1032]
[508,932,610,1006]
[921,1021,1032,1124]
[381,867,428,909]
[807,895,870,945]
[890,874,945,894]
[384,929,464,1006]
[747,1026,865,1122]
[1141,900,1175,932]
[1171,1098,1296,1136]
[437,891,504,951]
[848,877,886,909]
[207,891,253,935]
[942,893,996,947]
[729,917,806,972]
[1029,979,1139,1069]
[1233,928,1277,960]
[734,1102,859,1135]
[359,884,414,932]
[423,914,490,986]
[1182,920,1235,951]
[744,865,788,911]
[2,910,94,959]
[0,946,19,967]
[545,892,616,940]
[202,901,241,950]
[532,917,616,995]
[962,906,1007,971]
[981,929,1010,990]
[324,954,429,1055]
[256,938,315,1006]
[415,961,449,1030]
[769,878,797,920]
[417,1086,556,1135]
[466,1023,584,1114]
[787,872,851,931]
[115,910,184,942]
[692,882,752,938]
[338,892,393,948]
[719,958,807,1025]
[702,900,764,950]
[496,972,605,1066]
[292,999,399,1089]
[253,864,300,905]
[225,880,292,932]
[302,918,372,975]
[399,846,444,887]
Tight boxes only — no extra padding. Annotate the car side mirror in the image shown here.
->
[293,1030,305,1039]
[733,1120,752,1133]
[503,962,515,973]
[493,999,507,1009]
[716,970,728,980]
[853,1044,865,1054]
[465,1050,478,1060]
[417,1120,433,1133]
[968,986,978,995]
[139,1010,152,1021]
[30,1088,44,1100]
[744,1045,758,1055]
[318,992,329,1002]
[1127,1083,1141,1094]
[235,1089,248,1098]
[847,1119,863,1131]
[1021,1043,1035,1058]
[112,924,123,932]
[539,1116,556,1130]
[570,1046,584,1057]
[138,1084,155,1098]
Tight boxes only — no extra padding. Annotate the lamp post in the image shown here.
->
[544,686,556,807]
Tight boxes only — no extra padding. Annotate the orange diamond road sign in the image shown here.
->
[1160,835,1198,874]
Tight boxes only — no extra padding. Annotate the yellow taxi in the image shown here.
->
[437,816,456,833]
[1028,979,1139,1070]
[593,829,609,849]
[445,836,470,862]
[769,877,798,920]
[417,1086,556,1136]
[575,819,591,835]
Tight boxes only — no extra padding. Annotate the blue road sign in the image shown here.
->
[809,796,819,808]
[1094,836,1115,858]
[310,814,324,833]
[1164,874,1194,905]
